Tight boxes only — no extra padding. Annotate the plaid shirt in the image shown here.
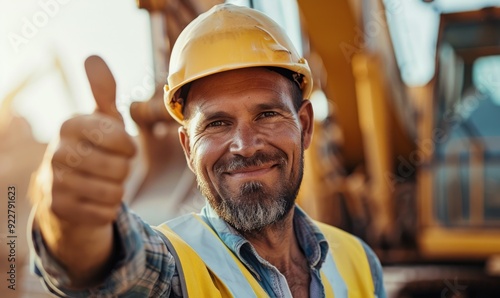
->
[31,204,386,297]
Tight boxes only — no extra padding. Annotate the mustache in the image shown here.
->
[214,151,287,175]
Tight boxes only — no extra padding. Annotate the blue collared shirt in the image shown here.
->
[31,203,386,297]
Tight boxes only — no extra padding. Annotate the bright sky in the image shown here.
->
[0,0,304,143]
[0,0,153,142]
[2,0,499,143]
[384,0,500,86]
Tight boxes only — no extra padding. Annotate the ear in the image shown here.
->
[178,126,195,173]
[298,100,314,149]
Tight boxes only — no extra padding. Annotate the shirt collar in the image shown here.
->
[200,203,330,272]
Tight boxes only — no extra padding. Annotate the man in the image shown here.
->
[30,4,386,297]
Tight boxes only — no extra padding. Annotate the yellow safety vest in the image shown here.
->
[155,214,374,297]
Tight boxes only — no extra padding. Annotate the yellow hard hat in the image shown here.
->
[163,3,313,123]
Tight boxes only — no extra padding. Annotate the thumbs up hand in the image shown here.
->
[41,56,136,226]
[33,56,136,285]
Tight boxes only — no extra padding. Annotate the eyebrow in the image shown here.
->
[200,110,233,123]
[251,101,292,114]
[192,98,293,126]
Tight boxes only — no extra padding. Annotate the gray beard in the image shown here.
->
[194,142,304,233]
[215,181,289,232]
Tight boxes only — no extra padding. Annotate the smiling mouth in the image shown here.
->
[226,164,278,179]
[215,151,287,178]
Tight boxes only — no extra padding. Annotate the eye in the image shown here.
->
[206,120,225,128]
[259,111,278,118]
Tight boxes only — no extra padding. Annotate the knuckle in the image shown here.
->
[118,136,136,156]
[116,158,131,180]
[59,118,74,137]
[108,207,120,222]
[59,116,84,137]
[94,153,112,172]
[125,137,137,156]
[96,183,123,201]
[112,185,125,201]
[49,193,68,219]
[51,175,64,191]
[95,155,129,181]
[51,146,67,164]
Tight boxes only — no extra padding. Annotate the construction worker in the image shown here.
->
[29,4,386,297]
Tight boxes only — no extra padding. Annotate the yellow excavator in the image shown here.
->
[297,1,500,296]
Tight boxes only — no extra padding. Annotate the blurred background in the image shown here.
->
[1,0,500,297]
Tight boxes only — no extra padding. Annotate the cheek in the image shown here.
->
[191,137,223,178]
[269,125,302,149]
[277,128,303,169]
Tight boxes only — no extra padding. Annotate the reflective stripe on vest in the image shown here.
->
[155,213,374,297]
[314,221,375,297]
[156,214,267,297]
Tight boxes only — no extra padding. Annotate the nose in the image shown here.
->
[229,123,265,157]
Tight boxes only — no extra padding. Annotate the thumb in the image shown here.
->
[85,55,122,121]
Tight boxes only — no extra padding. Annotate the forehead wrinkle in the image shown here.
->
[192,67,289,94]
[185,100,220,130]
[252,100,293,114]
